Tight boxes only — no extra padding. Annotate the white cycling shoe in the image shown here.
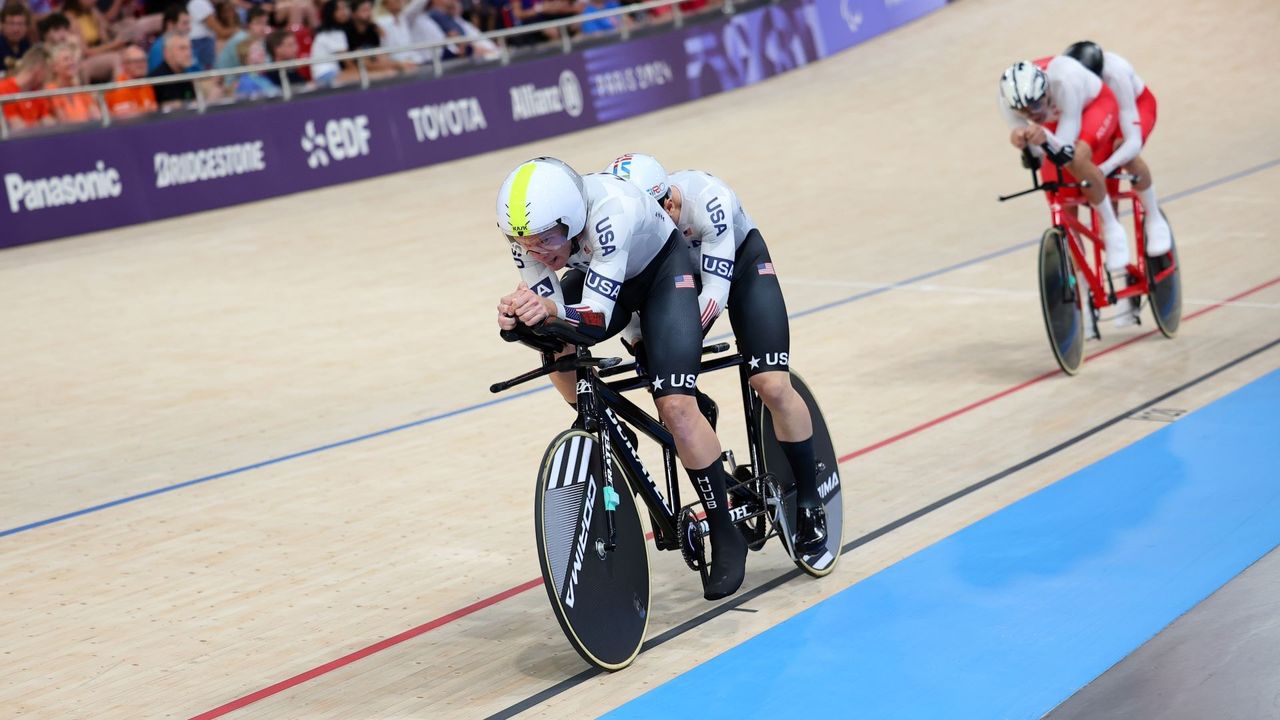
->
[1145,214,1173,256]
[1113,297,1140,328]
[1103,221,1131,272]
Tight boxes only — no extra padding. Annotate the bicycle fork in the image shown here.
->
[576,364,619,553]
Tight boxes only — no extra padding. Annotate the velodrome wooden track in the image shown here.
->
[3,0,1279,716]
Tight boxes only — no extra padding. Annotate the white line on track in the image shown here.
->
[787,278,1280,310]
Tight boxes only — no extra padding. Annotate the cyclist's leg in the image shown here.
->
[1065,85,1129,271]
[728,231,826,552]
[640,235,746,600]
[1126,88,1171,255]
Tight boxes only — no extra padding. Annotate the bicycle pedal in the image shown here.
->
[720,449,738,475]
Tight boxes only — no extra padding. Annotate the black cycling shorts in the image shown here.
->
[561,230,704,398]
[725,229,791,377]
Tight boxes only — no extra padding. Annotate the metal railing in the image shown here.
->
[0,0,738,140]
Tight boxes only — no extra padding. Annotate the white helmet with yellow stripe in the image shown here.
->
[496,157,588,243]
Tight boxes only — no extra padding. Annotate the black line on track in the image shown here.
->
[486,336,1280,720]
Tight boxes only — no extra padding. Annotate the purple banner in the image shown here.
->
[684,1,824,99]
[584,32,688,123]
[814,0,947,55]
[0,0,945,249]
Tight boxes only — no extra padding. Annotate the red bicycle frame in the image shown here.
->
[1047,184,1177,312]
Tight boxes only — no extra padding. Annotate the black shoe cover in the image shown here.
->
[704,526,747,600]
[795,504,828,556]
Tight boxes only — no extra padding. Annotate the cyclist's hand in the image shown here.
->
[1025,125,1048,147]
[497,284,524,330]
[510,287,550,326]
[1009,127,1029,149]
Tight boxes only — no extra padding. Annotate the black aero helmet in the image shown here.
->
[1064,40,1104,77]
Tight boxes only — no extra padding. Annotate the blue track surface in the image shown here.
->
[605,369,1280,720]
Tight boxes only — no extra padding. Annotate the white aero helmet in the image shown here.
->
[1000,60,1048,112]
[496,156,588,241]
[604,153,670,201]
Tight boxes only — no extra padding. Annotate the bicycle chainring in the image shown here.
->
[678,506,707,572]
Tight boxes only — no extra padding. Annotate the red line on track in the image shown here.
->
[189,579,543,720]
[842,275,1280,463]
[191,274,1280,720]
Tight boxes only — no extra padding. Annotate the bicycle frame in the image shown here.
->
[1049,188,1160,311]
[1001,149,1178,311]
[580,349,765,553]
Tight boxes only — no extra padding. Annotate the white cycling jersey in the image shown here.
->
[510,172,677,335]
[1000,55,1102,157]
[668,169,758,329]
[1097,51,1147,176]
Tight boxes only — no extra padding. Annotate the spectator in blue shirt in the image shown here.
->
[148,5,202,73]
[579,0,622,33]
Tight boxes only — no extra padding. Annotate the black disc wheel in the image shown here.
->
[534,429,649,671]
[1146,211,1182,339]
[753,371,842,578]
[1038,227,1085,375]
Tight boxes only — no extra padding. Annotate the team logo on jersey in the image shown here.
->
[705,197,728,236]
[701,256,734,281]
[756,262,776,276]
[585,269,621,300]
[674,274,696,289]
[594,216,617,256]
[531,277,555,297]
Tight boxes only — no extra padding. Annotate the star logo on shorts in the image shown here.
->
[749,356,761,369]
[652,376,665,391]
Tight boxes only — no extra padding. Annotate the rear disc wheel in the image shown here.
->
[753,371,842,578]
[1146,211,1182,339]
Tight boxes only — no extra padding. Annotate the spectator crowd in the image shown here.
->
[0,0,715,132]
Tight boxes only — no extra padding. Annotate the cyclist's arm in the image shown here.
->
[998,93,1044,156]
[564,213,632,341]
[1043,83,1085,156]
[510,241,568,317]
[692,192,735,331]
[1098,79,1141,176]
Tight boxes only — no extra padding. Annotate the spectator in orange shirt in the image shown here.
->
[46,42,100,124]
[0,44,54,131]
[104,42,156,117]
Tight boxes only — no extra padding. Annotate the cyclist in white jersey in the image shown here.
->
[496,156,748,601]
[999,56,1130,272]
[1064,42,1172,261]
[605,153,828,555]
